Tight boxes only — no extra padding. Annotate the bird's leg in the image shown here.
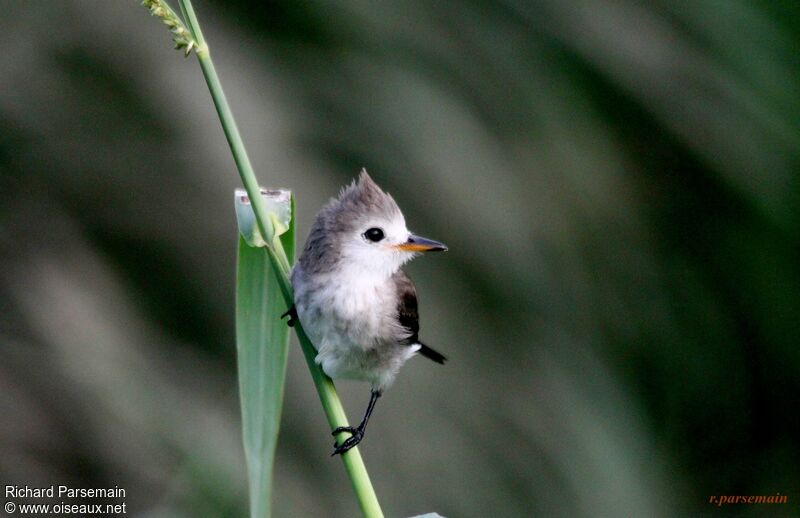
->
[331,390,382,456]
[280,305,298,327]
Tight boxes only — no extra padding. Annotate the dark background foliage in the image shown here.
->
[1,1,798,516]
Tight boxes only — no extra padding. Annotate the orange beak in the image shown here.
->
[394,234,448,252]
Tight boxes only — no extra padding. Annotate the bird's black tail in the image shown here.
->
[417,342,447,364]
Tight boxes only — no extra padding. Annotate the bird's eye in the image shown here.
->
[364,228,385,242]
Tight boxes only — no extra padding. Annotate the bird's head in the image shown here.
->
[300,169,447,278]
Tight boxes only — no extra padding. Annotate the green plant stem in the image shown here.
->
[177,1,384,517]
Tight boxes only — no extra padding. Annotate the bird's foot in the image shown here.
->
[280,305,298,327]
[331,426,364,456]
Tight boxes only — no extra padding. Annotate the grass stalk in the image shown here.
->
[167,1,384,516]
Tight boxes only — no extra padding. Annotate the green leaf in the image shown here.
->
[235,200,295,518]
[279,195,296,262]
[234,188,292,248]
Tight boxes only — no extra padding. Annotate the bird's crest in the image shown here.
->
[332,168,402,220]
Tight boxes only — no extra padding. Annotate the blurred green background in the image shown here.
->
[1,1,799,517]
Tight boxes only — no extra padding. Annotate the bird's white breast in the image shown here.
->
[297,269,395,347]
[291,264,414,389]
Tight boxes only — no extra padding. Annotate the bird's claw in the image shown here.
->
[280,306,298,327]
[331,428,364,456]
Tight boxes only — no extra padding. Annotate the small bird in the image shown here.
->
[288,169,447,455]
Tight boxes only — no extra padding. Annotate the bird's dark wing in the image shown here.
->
[393,271,446,364]
[393,270,420,344]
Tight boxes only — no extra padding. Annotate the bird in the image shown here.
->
[286,169,447,455]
